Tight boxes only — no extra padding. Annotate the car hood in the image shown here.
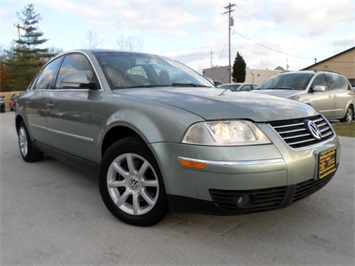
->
[116,87,318,122]
[251,89,303,98]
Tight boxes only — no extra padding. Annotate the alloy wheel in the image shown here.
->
[106,153,160,216]
[19,127,28,157]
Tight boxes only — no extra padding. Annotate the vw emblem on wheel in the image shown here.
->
[129,178,140,190]
[306,121,322,140]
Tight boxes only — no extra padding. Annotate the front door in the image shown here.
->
[307,74,335,118]
[46,53,100,163]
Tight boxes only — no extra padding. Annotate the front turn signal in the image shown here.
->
[179,158,206,170]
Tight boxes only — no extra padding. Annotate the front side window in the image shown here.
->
[33,57,62,90]
[55,53,95,89]
[311,74,329,91]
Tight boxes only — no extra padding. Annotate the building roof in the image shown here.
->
[302,46,355,70]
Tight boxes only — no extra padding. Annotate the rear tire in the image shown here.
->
[18,121,43,162]
[99,137,169,226]
[340,106,353,123]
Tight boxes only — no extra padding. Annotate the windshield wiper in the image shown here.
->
[115,84,167,89]
[171,83,209,87]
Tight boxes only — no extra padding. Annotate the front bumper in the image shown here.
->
[150,126,341,214]
[167,171,336,215]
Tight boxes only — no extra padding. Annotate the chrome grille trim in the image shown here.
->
[269,115,335,149]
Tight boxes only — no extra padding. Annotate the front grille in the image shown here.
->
[269,115,334,149]
[292,173,333,202]
[210,186,286,213]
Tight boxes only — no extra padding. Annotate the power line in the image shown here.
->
[232,30,314,61]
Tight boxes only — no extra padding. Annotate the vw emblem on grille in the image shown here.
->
[306,120,322,140]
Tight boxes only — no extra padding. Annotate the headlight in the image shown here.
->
[182,121,271,146]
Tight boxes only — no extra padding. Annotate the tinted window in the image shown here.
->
[56,53,95,89]
[33,57,62,90]
[240,85,253,91]
[311,74,329,91]
[325,73,350,91]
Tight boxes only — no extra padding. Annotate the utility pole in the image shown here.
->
[209,50,214,68]
[223,3,236,83]
[13,23,26,40]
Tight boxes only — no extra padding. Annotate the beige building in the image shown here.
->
[303,46,355,86]
[203,46,355,86]
[203,66,282,85]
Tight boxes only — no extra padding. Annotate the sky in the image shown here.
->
[1,0,354,74]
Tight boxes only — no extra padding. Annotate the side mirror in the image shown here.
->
[61,72,97,89]
[313,85,326,92]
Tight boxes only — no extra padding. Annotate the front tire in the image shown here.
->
[17,121,43,162]
[99,137,169,226]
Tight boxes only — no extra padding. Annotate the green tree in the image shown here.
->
[4,4,55,91]
[0,45,9,91]
[232,52,246,83]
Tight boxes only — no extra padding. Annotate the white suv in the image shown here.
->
[254,71,354,122]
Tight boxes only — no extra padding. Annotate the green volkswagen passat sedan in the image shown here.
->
[15,50,341,226]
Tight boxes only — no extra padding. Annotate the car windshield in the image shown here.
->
[94,51,213,90]
[258,73,313,91]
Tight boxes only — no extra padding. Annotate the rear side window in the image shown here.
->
[326,73,351,91]
[33,57,62,90]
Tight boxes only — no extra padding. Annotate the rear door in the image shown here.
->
[21,57,63,144]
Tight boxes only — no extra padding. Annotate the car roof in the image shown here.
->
[278,70,341,76]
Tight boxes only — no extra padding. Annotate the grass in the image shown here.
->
[331,121,355,138]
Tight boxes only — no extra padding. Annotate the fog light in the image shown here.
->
[237,194,250,207]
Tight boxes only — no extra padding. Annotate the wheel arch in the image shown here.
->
[101,125,145,157]
[15,114,25,134]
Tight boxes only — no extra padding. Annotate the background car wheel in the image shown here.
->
[18,121,43,162]
[340,106,353,123]
[99,137,169,226]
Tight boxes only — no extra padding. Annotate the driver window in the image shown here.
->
[311,74,329,91]
[55,53,95,89]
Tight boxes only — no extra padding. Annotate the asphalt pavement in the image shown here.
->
[1,111,354,265]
